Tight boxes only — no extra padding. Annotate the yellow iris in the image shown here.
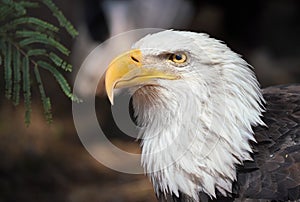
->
[169,53,187,63]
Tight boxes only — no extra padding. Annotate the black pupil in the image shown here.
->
[175,54,182,60]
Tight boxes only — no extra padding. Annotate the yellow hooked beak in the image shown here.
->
[104,49,178,104]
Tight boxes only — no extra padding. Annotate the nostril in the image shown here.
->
[131,56,139,63]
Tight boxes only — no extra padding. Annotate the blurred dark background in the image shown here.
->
[0,0,299,201]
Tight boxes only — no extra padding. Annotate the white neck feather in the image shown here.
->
[132,32,265,201]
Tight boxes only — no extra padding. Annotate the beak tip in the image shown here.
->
[105,79,114,105]
[108,94,114,105]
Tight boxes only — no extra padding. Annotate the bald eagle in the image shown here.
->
[102,30,300,201]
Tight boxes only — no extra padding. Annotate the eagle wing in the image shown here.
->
[237,84,300,201]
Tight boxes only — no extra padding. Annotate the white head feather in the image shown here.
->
[129,30,265,201]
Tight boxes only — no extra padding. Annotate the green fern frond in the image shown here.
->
[33,64,52,123]
[1,17,59,33]
[17,30,70,55]
[11,2,27,16]
[0,0,81,125]
[0,4,14,19]
[22,55,31,126]
[0,1,19,19]
[41,0,78,38]
[1,0,80,124]
[49,52,72,72]
[12,46,21,105]
[17,1,39,8]
[2,0,39,8]
[27,49,47,56]
[4,41,12,99]
[37,60,80,102]
[0,0,38,19]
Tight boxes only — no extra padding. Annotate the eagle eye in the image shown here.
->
[169,53,187,64]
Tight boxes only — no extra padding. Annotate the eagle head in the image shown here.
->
[103,30,265,200]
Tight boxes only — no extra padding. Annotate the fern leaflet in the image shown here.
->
[41,0,78,38]
[12,46,21,105]
[22,56,31,126]
[49,52,72,72]
[27,49,47,56]
[17,30,70,55]
[1,17,59,33]
[33,64,52,123]
[4,41,12,99]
